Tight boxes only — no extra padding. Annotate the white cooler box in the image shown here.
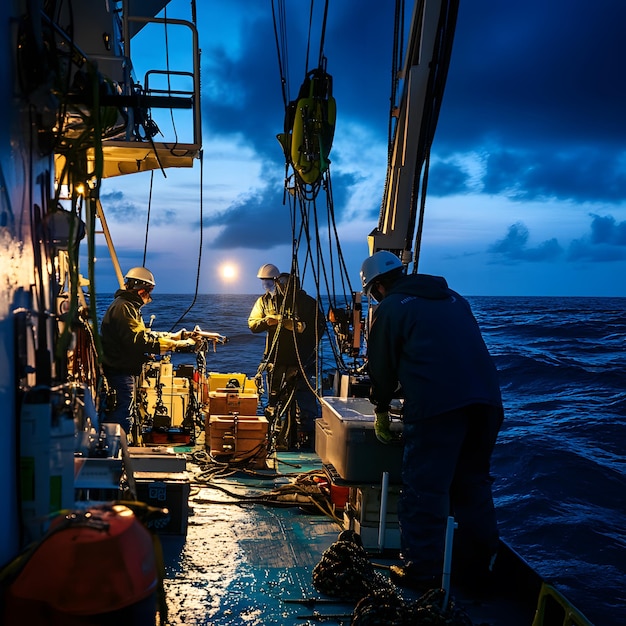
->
[316,397,403,483]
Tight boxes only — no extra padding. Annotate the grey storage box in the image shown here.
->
[316,397,403,483]
[345,485,402,550]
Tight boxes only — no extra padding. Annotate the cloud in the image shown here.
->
[99,190,144,221]
[479,148,626,203]
[437,1,626,150]
[567,214,626,262]
[432,0,626,205]
[429,160,473,196]
[489,215,626,266]
[203,167,367,252]
[488,222,563,263]
[101,0,626,297]
[100,189,177,227]
[587,214,626,246]
[199,0,626,246]
[205,187,292,249]
[197,3,395,252]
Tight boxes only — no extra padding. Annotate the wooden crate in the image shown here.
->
[208,390,258,416]
[205,414,268,467]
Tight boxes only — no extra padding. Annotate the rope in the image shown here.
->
[162,4,180,147]
[168,149,204,331]
[304,0,314,73]
[312,531,473,625]
[312,531,392,601]
[185,455,343,524]
[290,170,358,374]
[142,170,154,266]
[351,588,410,625]
[379,0,405,224]
[317,0,330,69]
[271,2,367,381]
[271,0,290,108]
[352,587,473,625]
[413,149,429,271]
[69,309,100,399]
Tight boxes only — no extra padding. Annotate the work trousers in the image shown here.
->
[399,403,503,579]
[268,363,319,433]
[102,373,135,438]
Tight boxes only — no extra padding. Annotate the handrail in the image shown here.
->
[145,69,196,100]
[532,583,595,626]
[120,5,202,147]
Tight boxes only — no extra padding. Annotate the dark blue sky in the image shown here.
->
[100,0,626,296]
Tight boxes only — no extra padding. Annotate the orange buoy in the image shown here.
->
[4,504,157,624]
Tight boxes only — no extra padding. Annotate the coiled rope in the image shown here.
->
[352,587,473,625]
[312,530,393,601]
[312,531,473,625]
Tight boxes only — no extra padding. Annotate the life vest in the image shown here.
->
[3,504,157,623]
[277,68,336,185]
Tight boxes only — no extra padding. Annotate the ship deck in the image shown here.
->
[156,445,540,626]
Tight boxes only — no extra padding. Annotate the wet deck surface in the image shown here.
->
[159,450,345,625]
[157,447,537,626]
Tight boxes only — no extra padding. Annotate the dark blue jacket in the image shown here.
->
[367,274,502,421]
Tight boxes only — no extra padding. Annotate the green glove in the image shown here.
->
[374,411,393,444]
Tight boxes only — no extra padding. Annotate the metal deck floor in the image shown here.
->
[157,450,537,626]
[159,451,347,625]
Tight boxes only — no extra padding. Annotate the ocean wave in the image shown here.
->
[95,293,626,625]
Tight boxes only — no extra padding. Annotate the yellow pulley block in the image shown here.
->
[278,68,336,185]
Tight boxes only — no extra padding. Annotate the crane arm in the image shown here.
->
[368,0,459,268]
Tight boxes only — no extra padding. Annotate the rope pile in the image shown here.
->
[311,530,473,625]
[350,588,408,625]
[312,530,392,601]
[352,588,473,625]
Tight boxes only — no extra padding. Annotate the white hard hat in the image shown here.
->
[124,266,155,288]
[257,263,280,279]
[360,251,403,295]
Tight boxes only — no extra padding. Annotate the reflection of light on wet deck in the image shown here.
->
[160,481,342,625]
[163,497,249,624]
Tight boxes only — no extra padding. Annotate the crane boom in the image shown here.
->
[368,0,459,268]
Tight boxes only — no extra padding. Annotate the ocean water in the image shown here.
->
[96,293,626,625]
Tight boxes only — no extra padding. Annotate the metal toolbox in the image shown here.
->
[315,397,403,483]
[74,457,123,489]
[207,372,257,393]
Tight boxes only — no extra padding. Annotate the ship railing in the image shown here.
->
[123,14,201,145]
[93,12,202,178]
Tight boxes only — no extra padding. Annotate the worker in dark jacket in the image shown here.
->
[249,266,325,448]
[274,272,326,447]
[100,266,193,439]
[360,250,503,593]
